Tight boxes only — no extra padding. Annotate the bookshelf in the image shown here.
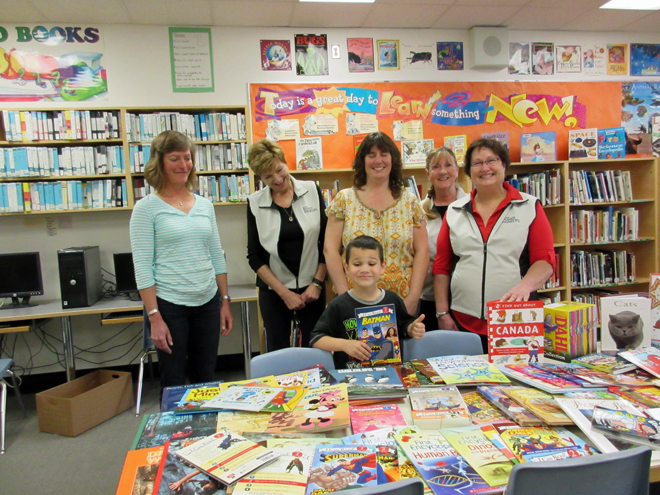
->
[0,106,252,215]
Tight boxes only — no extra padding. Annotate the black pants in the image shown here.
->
[259,285,326,352]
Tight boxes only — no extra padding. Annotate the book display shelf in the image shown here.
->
[0,105,252,216]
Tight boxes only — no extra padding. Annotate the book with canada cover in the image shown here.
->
[487,300,544,365]
[427,355,510,386]
[349,403,408,433]
[174,428,279,485]
[305,444,381,495]
[115,445,165,495]
[408,386,471,429]
[394,432,505,495]
[568,128,598,160]
[355,304,401,365]
[500,386,573,425]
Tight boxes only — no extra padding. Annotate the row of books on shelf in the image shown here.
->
[130,142,250,173]
[506,170,561,206]
[571,249,636,288]
[569,169,633,205]
[569,127,626,161]
[125,111,246,143]
[2,109,120,142]
[0,179,127,213]
[570,206,639,244]
[133,175,249,203]
[0,145,125,178]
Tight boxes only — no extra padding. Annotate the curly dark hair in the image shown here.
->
[352,132,404,198]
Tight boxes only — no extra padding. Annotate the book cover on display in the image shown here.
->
[477,386,544,426]
[133,411,219,450]
[503,364,586,392]
[347,38,374,73]
[443,134,466,167]
[532,42,554,75]
[410,359,444,385]
[650,274,660,347]
[408,386,471,429]
[295,34,328,76]
[260,40,292,71]
[428,356,510,386]
[201,385,282,412]
[462,390,511,425]
[572,351,638,374]
[494,424,597,462]
[329,367,407,401]
[568,128,598,160]
[305,445,381,495]
[173,384,224,415]
[300,363,337,387]
[555,45,581,73]
[520,131,556,162]
[401,139,434,166]
[509,42,530,75]
[607,44,628,76]
[116,445,165,495]
[500,386,573,425]
[597,127,626,160]
[392,362,421,388]
[591,406,660,449]
[160,381,223,413]
[600,294,651,352]
[436,42,463,70]
[295,137,323,170]
[215,410,272,434]
[349,404,408,433]
[355,304,402,365]
[607,386,660,410]
[619,347,660,379]
[543,301,597,362]
[261,387,307,413]
[481,131,509,150]
[487,300,544,365]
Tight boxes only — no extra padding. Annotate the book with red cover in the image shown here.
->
[350,404,408,433]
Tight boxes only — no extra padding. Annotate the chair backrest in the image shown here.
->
[348,478,424,495]
[403,330,482,361]
[506,446,651,495]
[249,347,335,379]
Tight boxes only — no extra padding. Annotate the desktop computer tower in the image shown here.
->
[58,246,103,309]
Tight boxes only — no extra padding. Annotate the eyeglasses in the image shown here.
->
[471,157,501,169]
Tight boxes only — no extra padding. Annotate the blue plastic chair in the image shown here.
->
[249,347,335,379]
[506,446,651,495]
[348,478,424,495]
[135,310,157,416]
[0,358,27,454]
[403,329,483,361]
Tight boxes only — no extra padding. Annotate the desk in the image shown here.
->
[0,284,258,382]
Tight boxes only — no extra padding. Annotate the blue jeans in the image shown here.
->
[150,291,220,389]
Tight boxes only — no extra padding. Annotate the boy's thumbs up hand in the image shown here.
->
[408,314,426,340]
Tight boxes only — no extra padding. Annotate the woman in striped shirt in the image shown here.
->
[130,130,233,390]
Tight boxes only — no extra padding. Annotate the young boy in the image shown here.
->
[310,235,425,369]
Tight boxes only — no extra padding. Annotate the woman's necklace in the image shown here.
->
[283,205,294,222]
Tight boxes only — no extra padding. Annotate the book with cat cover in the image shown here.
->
[394,432,505,495]
[355,304,402,366]
[487,300,544,365]
[201,385,283,412]
[500,386,573,425]
[520,131,556,162]
[543,301,597,362]
[305,444,381,495]
[349,403,408,433]
[408,386,472,429]
[477,386,544,426]
[493,424,597,462]
[427,355,510,386]
[597,127,626,160]
[591,406,660,450]
[619,347,660,379]
[568,128,598,160]
[462,391,511,425]
[174,428,280,486]
[115,445,165,495]
[572,351,638,374]
[600,294,651,352]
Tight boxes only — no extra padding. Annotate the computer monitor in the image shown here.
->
[113,252,140,301]
[0,251,44,309]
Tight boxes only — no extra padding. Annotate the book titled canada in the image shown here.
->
[355,304,401,365]
[487,300,544,365]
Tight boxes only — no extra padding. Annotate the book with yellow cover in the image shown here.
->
[501,386,573,425]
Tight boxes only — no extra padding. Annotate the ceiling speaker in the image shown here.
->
[469,27,509,69]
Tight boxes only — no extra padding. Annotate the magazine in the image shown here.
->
[355,304,402,365]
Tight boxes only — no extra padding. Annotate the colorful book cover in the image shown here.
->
[174,428,279,486]
[392,362,421,388]
[394,432,505,495]
[481,131,509,150]
[530,362,603,388]
[631,43,660,76]
[436,42,463,71]
[295,137,323,170]
[650,274,660,346]
[500,386,573,425]
[583,45,607,75]
[494,424,597,462]
[115,445,165,495]
[355,304,402,365]
[443,134,466,167]
[160,381,222,413]
[261,387,307,413]
[201,385,282,412]
[597,127,626,160]
[260,40,292,71]
[132,411,219,450]
[608,385,660,410]
[619,347,660,379]
[428,355,510,386]
[216,410,272,434]
[607,44,628,76]
[600,295,652,352]
[275,371,309,388]
[347,38,375,73]
[520,131,556,162]
[401,139,435,166]
[305,445,380,495]
[265,384,350,434]
[477,386,544,426]
[377,39,399,70]
[442,426,513,486]
[555,45,581,73]
[462,391,511,425]
[220,376,279,391]
[300,364,337,387]
[350,404,408,433]
[479,424,518,463]
[592,406,660,449]
[408,386,471,429]
[544,301,597,362]
[396,446,433,494]
[509,42,530,75]
[532,42,554,75]
[173,384,224,415]
[505,364,584,390]
[295,34,329,76]
[568,128,598,160]
[572,352,637,374]
[410,359,444,385]
[266,437,334,450]
[329,366,406,401]
[342,425,419,449]
[487,300,544,365]
[155,439,222,494]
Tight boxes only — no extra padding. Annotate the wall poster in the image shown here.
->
[169,27,214,93]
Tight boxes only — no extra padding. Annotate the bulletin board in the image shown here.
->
[249,81,623,168]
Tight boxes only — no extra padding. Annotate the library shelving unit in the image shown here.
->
[0,105,252,216]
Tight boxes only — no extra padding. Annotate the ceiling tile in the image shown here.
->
[450,0,529,5]
[211,0,294,27]
[0,0,49,23]
[124,0,213,26]
[430,5,518,29]
[363,4,449,28]
[504,6,594,30]
[28,0,131,24]
[617,11,660,33]
[562,8,650,31]
[290,3,373,28]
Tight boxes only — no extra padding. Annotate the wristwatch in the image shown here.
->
[435,311,449,318]
[221,295,232,303]
[311,278,324,290]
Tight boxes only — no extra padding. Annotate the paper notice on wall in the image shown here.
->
[392,120,423,141]
[169,27,214,92]
[266,119,300,141]
[302,114,338,135]
[346,113,378,135]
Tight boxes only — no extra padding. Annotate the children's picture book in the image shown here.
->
[583,45,607,75]
[116,445,165,495]
[220,376,279,391]
[428,355,510,386]
[173,384,223,414]
[377,39,399,70]
[498,365,581,394]
[479,423,518,463]
[555,45,581,73]
[343,425,419,449]
[592,406,660,449]
[481,131,509,150]
[347,38,374,73]
[295,34,329,76]
[396,446,433,494]
[305,444,381,495]
[265,384,350,434]
[329,367,407,401]
[520,131,556,162]
[174,428,279,486]
[443,134,466,167]
[477,386,545,426]
[509,42,530,75]
[619,347,660,379]
[350,404,408,433]
[408,386,471,429]
[260,40,292,71]
[261,387,307,413]
[487,300,544,365]
[392,362,421,388]
[600,294,651,352]
[544,301,597,362]
[410,359,444,385]
[608,385,660,410]
[598,127,626,160]
[607,44,628,76]
[436,42,463,70]
[532,42,554,75]
[505,363,585,391]
[201,385,282,412]
[494,424,597,462]
[401,139,434,166]
[216,410,272,434]
[568,128,598,160]
[160,381,223,413]
[650,274,660,347]
[394,432,505,495]
[355,304,402,365]
[300,363,337,387]
[275,371,309,388]
[462,390,511,425]
[572,351,638,374]
[132,411,219,450]
[500,386,573,425]
[631,43,660,77]
[295,137,323,170]
[442,426,513,486]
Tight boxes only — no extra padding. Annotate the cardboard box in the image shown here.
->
[36,370,134,437]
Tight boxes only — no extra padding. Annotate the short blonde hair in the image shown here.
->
[422,147,458,219]
[144,131,197,192]
[248,139,287,176]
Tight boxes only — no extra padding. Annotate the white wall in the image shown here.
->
[2,25,660,375]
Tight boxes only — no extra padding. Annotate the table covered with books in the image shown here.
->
[116,347,660,495]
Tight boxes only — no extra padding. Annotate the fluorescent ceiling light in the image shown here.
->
[300,0,375,3]
[600,0,660,9]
